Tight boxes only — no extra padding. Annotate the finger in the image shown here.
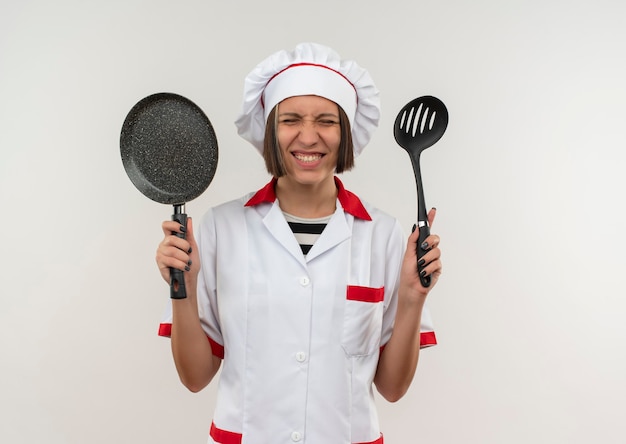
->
[186,217,198,253]
[161,234,192,254]
[420,244,442,272]
[157,255,189,274]
[157,244,191,270]
[185,218,201,273]
[162,220,187,237]
[427,207,437,228]
[422,259,442,279]
[424,233,440,250]
[418,233,440,254]
[157,230,192,266]
[409,223,421,241]
[405,225,421,259]
[418,245,441,266]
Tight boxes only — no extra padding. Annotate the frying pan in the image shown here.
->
[120,92,218,299]
[393,95,448,287]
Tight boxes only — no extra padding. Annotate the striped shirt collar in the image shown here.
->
[245,176,372,221]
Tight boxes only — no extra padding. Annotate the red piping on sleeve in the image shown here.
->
[420,331,437,348]
[158,323,172,337]
[210,422,242,444]
[355,433,384,444]
[379,331,437,355]
[158,323,224,359]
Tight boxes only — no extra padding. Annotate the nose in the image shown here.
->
[297,121,320,145]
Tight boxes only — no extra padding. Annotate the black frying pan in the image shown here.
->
[120,92,218,299]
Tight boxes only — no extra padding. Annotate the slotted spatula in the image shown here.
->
[393,95,448,287]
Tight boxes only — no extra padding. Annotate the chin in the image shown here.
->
[287,170,334,186]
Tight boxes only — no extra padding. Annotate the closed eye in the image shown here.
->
[279,118,301,125]
[277,113,339,127]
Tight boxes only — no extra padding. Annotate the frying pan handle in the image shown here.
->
[170,205,188,299]
[416,223,432,288]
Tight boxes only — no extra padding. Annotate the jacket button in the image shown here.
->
[299,276,310,286]
[295,351,306,362]
[291,431,302,442]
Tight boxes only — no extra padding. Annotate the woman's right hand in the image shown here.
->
[157,217,219,391]
[156,217,200,287]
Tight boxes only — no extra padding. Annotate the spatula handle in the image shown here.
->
[416,223,431,288]
[412,155,431,288]
[170,205,188,299]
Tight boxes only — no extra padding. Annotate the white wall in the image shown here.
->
[2,0,625,442]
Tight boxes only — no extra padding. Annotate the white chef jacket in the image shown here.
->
[159,177,436,444]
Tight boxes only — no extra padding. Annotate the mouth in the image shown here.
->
[292,152,324,163]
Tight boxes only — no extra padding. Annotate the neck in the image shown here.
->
[275,176,337,218]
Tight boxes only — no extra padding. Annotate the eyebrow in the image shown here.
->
[278,111,339,119]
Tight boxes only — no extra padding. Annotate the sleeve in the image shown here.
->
[157,207,225,359]
[380,219,437,349]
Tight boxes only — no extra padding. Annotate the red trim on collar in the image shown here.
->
[245,178,278,206]
[245,177,371,221]
[335,177,372,221]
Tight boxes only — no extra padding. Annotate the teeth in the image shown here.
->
[294,153,322,163]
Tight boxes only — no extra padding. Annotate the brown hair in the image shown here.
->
[262,104,355,177]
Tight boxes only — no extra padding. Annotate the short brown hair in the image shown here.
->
[262,104,354,177]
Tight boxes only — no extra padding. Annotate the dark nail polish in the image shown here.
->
[188,247,192,254]
[179,225,187,233]
[184,265,190,272]
[418,258,426,267]
[419,269,427,277]
[187,260,192,266]
[421,241,429,250]
[412,224,417,233]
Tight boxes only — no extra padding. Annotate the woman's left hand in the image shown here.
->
[400,208,442,300]
[375,208,442,401]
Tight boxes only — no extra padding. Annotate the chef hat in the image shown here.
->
[235,42,380,157]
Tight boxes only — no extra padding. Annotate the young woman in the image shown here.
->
[156,42,442,444]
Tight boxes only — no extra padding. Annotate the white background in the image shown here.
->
[1,0,625,443]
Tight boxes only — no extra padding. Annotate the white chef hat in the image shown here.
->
[235,42,380,157]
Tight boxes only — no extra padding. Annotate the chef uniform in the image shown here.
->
[159,43,437,444]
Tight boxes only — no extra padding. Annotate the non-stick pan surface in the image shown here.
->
[120,92,218,205]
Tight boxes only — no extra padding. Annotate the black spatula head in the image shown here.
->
[394,95,448,155]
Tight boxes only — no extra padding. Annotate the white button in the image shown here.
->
[299,276,310,286]
[291,431,302,442]
[295,351,306,362]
